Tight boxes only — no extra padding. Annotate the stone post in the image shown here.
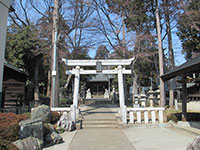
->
[129,111,134,123]
[137,111,142,123]
[151,111,156,123]
[159,110,164,123]
[117,65,125,107]
[73,66,80,108]
[144,111,149,124]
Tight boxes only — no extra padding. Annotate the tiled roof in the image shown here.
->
[161,55,200,81]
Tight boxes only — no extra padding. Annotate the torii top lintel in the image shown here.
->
[62,57,135,66]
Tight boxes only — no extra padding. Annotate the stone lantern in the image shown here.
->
[155,88,160,106]
[133,94,140,108]
[140,92,147,107]
[147,87,155,107]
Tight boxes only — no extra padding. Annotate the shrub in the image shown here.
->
[166,110,200,122]
[0,113,28,149]
[51,112,61,124]
[23,112,31,118]
[0,138,19,150]
[186,113,200,121]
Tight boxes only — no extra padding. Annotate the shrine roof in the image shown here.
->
[87,74,115,82]
[161,55,200,81]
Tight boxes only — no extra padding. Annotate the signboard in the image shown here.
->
[96,61,102,73]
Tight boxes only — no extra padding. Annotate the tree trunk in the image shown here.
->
[163,0,176,108]
[122,12,126,58]
[34,59,40,100]
[64,74,72,89]
[155,0,166,106]
[131,59,138,104]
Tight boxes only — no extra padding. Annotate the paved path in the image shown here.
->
[44,103,197,150]
[68,104,135,150]
[123,127,196,150]
[68,128,135,150]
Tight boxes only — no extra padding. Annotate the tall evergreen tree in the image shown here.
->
[177,0,200,60]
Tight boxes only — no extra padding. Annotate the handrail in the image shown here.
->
[126,107,165,124]
[127,107,165,111]
[51,107,71,112]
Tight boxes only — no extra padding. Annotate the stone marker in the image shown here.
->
[57,112,76,132]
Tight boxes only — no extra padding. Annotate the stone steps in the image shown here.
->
[82,117,119,129]
[80,103,119,129]
[82,124,119,128]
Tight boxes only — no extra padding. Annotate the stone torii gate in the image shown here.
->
[62,58,134,109]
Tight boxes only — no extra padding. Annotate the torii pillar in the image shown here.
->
[73,66,80,108]
[118,65,125,107]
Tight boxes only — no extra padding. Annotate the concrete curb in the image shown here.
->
[119,123,171,129]
[168,120,200,137]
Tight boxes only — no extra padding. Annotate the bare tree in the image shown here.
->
[156,0,166,106]
[163,0,176,107]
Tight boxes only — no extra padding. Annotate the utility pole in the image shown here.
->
[155,0,166,106]
[51,0,59,107]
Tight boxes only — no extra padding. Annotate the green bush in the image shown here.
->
[23,112,31,118]
[0,138,19,150]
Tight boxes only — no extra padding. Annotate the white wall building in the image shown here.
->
[0,0,11,107]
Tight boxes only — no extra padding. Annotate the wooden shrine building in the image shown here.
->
[2,62,27,107]
[161,55,200,120]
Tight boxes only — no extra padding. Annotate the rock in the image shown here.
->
[13,137,43,150]
[57,112,76,132]
[19,118,43,141]
[45,132,63,146]
[44,123,63,146]
[187,136,200,150]
[31,105,51,123]
[44,123,55,135]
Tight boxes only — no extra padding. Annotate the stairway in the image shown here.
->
[80,104,119,128]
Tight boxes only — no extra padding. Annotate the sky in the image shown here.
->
[8,0,186,67]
